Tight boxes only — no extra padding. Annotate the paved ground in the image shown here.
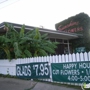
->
[0,77,37,90]
[31,82,80,90]
[0,77,80,90]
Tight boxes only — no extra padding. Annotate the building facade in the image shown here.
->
[55,13,90,53]
[0,22,80,55]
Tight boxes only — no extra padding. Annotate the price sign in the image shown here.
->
[16,62,50,79]
[51,61,90,83]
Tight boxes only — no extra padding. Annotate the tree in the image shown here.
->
[56,12,90,52]
[0,23,59,60]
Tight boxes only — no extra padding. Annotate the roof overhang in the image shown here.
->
[0,22,82,40]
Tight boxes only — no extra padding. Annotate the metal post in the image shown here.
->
[67,40,70,54]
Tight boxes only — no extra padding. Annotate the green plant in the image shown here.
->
[0,23,32,60]
[0,23,59,60]
[28,28,59,56]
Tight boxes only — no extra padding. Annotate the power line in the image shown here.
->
[0,0,20,9]
[0,0,8,4]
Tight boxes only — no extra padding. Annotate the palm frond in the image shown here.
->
[33,28,41,39]
[13,42,22,58]
[24,49,32,57]
[0,47,11,60]
[38,49,48,56]
[41,33,48,40]
[20,25,25,38]
[43,46,55,54]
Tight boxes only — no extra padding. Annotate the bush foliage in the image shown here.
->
[0,23,59,60]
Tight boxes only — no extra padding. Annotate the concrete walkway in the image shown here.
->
[0,77,80,90]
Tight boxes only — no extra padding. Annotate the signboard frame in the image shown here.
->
[51,61,90,83]
[16,62,50,79]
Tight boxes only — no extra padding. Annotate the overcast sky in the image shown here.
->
[0,0,90,30]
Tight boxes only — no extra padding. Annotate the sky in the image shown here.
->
[0,0,90,30]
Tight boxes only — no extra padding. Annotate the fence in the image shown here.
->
[0,52,90,86]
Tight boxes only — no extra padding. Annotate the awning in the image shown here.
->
[0,22,82,40]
